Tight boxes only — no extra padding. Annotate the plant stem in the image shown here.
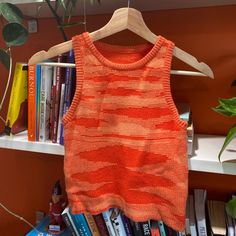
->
[0,48,12,124]
[44,0,68,41]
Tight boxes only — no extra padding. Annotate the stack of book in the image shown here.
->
[27,50,76,145]
[27,188,236,236]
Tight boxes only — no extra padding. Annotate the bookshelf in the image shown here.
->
[0,132,236,175]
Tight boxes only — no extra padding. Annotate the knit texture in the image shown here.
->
[63,32,188,231]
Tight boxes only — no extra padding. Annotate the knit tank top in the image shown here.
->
[63,32,188,231]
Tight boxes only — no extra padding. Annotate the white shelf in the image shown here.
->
[189,134,236,175]
[0,131,236,175]
[0,131,64,156]
[5,0,236,18]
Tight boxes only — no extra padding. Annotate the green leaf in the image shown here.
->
[0,3,23,23]
[219,97,236,115]
[218,124,236,161]
[3,23,28,46]
[212,105,235,117]
[0,48,10,70]
[226,198,236,218]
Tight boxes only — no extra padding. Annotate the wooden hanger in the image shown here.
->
[28,7,214,79]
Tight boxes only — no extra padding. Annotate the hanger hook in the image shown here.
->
[127,0,130,8]
[83,0,87,32]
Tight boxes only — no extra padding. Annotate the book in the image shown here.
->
[120,213,134,236]
[194,189,208,236]
[84,212,101,236]
[70,212,92,236]
[26,215,71,236]
[28,64,40,141]
[140,221,151,236]
[61,206,79,236]
[57,83,65,143]
[207,200,226,235]
[157,221,166,236]
[129,219,144,236]
[110,209,127,236]
[35,64,41,141]
[225,208,235,236]
[39,65,53,142]
[93,213,110,236]
[51,54,66,143]
[186,195,196,236]
[149,220,160,236]
[102,209,117,236]
[5,62,28,135]
[59,49,76,145]
[163,224,178,236]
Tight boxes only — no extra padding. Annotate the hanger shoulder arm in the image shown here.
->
[28,40,72,65]
[173,46,214,79]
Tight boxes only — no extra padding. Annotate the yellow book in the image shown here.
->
[5,62,28,135]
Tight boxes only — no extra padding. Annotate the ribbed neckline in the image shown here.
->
[82,32,164,70]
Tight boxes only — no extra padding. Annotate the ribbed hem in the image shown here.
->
[162,41,188,129]
[63,35,84,125]
[83,32,164,70]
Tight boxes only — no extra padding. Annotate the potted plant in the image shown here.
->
[0,3,28,124]
[213,83,236,217]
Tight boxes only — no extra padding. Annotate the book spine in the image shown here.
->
[39,65,53,142]
[28,64,36,141]
[5,63,28,135]
[102,209,117,236]
[57,83,65,143]
[51,54,66,143]
[110,211,127,236]
[61,210,79,236]
[189,195,197,236]
[140,221,151,236]
[194,189,207,236]
[72,213,92,236]
[84,212,101,236]
[129,220,144,236]
[35,64,41,141]
[60,50,75,145]
[120,213,133,236]
[93,214,110,236]
[157,221,166,236]
[149,220,160,236]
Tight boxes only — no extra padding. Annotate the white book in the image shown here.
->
[102,209,117,236]
[225,210,235,236]
[39,65,53,142]
[185,196,191,236]
[194,189,207,236]
[110,209,127,236]
[189,195,197,236]
[57,83,65,143]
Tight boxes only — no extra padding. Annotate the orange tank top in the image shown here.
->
[63,32,188,231]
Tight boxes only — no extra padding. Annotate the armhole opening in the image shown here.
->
[162,41,188,130]
[63,35,84,125]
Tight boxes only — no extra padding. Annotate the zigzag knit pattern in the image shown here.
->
[63,32,188,231]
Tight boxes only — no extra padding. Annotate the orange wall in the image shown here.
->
[0,5,236,235]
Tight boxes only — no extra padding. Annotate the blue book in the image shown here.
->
[26,216,71,236]
[70,211,92,236]
[36,64,41,141]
